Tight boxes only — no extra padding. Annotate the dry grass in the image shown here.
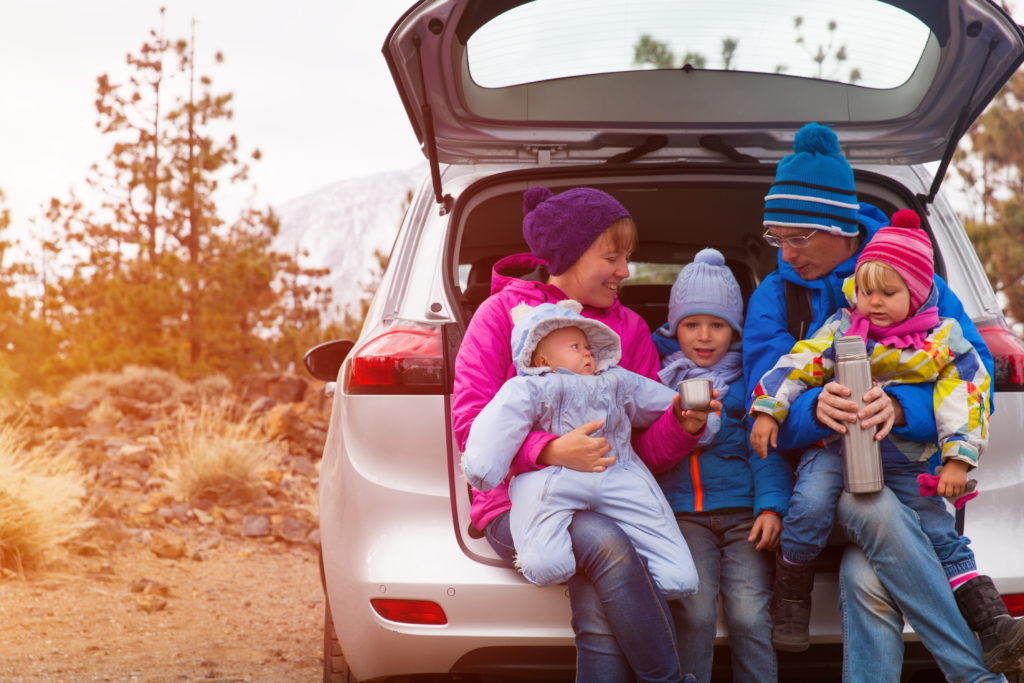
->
[0,422,87,575]
[160,400,285,505]
[86,398,123,425]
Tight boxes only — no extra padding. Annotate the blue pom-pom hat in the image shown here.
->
[763,122,860,237]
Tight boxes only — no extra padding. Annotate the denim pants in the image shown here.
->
[672,510,776,683]
[486,509,687,683]
[782,447,977,578]
[880,459,977,579]
[835,488,1003,682]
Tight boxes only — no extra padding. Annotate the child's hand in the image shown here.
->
[936,460,969,498]
[748,511,782,551]
[749,413,778,459]
[672,391,722,435]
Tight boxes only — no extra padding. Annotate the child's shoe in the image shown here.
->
[954,574,1024,674]
[771,554,815,652]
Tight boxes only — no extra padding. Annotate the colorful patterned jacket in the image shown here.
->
[751,279,991,467]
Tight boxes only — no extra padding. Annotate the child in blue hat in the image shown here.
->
[652,248,793,683]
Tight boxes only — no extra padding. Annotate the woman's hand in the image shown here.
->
[748,512,782,551]
[672,392,722,435]
[537,419,615,472]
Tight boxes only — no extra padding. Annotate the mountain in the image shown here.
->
[274,164,426,316]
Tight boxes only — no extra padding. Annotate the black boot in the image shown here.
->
[771,554,815,652]
[954,575,1024,674]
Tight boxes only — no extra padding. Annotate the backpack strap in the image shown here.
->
[784,279,814,341]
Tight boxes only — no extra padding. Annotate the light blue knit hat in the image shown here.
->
[763,122,860,236]
[510,300,621,376]
[667,248,743,335]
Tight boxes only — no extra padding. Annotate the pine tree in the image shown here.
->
[953,70,1024,325]
[41,17,334,382]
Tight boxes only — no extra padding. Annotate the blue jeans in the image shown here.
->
[835,488,1003,682]
[881,459,977,579]
[486,510,687,683]
[672,510,776,683]
[783,448,976,578]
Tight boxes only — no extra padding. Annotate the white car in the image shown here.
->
[306,1,1024,680]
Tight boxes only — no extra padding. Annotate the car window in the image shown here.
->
[467,0,930,90]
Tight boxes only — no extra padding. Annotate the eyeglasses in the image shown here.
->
[762,229,818,249]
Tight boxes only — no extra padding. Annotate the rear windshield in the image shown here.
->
[467,0,931,90]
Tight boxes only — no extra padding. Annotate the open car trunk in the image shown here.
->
[452,165,921,332]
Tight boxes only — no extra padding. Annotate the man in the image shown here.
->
[743,122,1021,680]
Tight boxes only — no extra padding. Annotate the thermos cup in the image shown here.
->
[677,378,712,411]
[833,335,884,493]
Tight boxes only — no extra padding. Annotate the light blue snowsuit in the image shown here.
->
[462,301,698,598]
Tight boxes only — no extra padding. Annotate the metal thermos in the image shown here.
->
[833,335,884,493]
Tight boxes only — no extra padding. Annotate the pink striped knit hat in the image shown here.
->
[856,209,934,312]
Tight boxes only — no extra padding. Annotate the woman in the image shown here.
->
[452,186,708,683]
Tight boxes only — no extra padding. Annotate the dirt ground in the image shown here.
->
[0,532,324,682]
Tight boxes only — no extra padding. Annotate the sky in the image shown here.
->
[0,0,425,238]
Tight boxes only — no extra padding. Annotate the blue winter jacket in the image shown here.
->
[742,204,995,453]
[656,375,793,516]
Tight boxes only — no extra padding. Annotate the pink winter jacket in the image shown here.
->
[452,253,703,530]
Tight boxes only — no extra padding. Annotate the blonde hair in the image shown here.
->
[856,260,906,292]
[594,217,639,254]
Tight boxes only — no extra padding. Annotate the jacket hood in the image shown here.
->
[510,300,621,376]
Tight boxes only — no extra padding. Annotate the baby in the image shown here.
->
[462,299,715,598]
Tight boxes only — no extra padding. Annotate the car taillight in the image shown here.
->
[1003,593,1024,618]
[370,598,448,625]
[343,322,446,395]
[976,317,1024,391]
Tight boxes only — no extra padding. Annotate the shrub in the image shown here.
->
[61,365,190,406]
[193,374,233,402]
[0,422,87,575]
[160,400,284,506]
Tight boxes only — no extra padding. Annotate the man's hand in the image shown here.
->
[859,382,896,440]
[937,460,969,498]
[815,381,859,433]
[816,381,896,439]
[672,391,722,435]
[749,413,778,459]
[748,512,782,551]
[537,419,615,472]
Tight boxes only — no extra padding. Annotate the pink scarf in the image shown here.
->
[846,306,940,349]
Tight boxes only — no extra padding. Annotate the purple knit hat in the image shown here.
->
[522,187,631,275]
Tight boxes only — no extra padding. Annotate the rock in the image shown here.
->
[130,578,171,596]
[75,542,103,557]
[85,421,114,437]
[135,594,168,613]
[289,456,317,479]
[59,398,95,428]
[118,444,154,469]
[150,531,187,559]
[193,508,214,525]
[275,516,312,543]
[241,514,271,537]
